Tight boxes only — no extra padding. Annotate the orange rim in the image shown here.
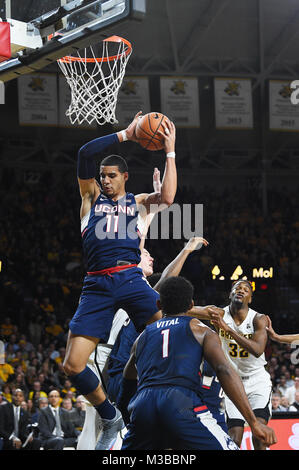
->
[58,35,132,63]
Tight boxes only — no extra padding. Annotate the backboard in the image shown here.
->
[0,0,146,82]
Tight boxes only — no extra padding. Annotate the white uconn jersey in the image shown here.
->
[219,306,267,377]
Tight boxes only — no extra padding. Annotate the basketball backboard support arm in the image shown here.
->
[0,0,146,83]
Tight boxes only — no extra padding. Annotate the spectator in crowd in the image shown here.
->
[1,384,12,403]
[40,297,55,317]
[20,400,28,411]
[6,334,20,353]
[61,397,73,411]
[19,336,34,355]
[276,375,289,397]
[10,351,27,373]
[1,317,15,337]
[285,377,299,405]
[47,342,60,362]
[28,314,43,347]
[30,396,49,424]
[13,372,28,396]
[61,378,76,400]
[45,318,64,342]
[5,343,16,363]
[284,371,294,388]
[64,390,76,405]
[289,391,299,412]
[28,380,48,409]
[35,344,45,363]
[37,389,78,450]
[280,396,290,412]
[271,393,285,412]
[0,362,14,385]
[52,347,66,367]
[0,388,41,450]
[68,395,86,435]
[0,391,8,406]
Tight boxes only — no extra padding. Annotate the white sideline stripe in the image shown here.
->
[197,411,237,450]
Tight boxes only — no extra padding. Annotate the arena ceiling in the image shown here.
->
[1,0,299,76]
[1,0,299,177]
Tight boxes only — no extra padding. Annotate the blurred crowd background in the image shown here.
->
[0,169,299,431]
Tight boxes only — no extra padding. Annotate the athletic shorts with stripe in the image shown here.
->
[121,386,239,450]
[69,267,159,341]
[224,369,272,428]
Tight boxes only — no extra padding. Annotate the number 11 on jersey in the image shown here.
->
[106,214,119,233]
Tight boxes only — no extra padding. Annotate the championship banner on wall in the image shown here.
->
[160,76,200,127]
[115,76,151,128]
[214,77,253,129]
[58,75,97,129]
[269,80,299,131]
[18,73,58,126]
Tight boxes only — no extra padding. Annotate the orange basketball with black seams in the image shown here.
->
[136,112,168,151]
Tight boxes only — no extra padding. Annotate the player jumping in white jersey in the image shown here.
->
[207,280,272,450]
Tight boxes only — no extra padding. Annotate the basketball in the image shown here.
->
[136,112,169,151]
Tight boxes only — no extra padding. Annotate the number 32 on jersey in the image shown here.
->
[228,342,249,358]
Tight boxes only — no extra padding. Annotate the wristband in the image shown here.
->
[121,130,128,142]
[166,152,176,158]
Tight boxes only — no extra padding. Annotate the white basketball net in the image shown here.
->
[57,37,132,126]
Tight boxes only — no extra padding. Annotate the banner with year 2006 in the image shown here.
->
[269,80,299,131]
[115,76,151,128]
[214,77,253,129]
[160,76,200,127]
[18,73,58,126]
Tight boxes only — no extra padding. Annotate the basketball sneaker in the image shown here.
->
[95,408,125,450]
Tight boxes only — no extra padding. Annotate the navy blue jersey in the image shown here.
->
[108,319,139,377]
[201,360,224,413]
[81,192,141,271]
[136,316,203,393]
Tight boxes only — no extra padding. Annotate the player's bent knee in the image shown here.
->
[62,359,85,377]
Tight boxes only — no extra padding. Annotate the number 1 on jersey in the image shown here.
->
[161,329,170,358]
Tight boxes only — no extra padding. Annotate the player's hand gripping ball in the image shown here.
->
[136,112,169,151]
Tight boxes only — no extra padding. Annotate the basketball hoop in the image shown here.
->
[57,36,132,126]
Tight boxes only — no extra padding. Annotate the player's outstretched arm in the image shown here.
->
[154,237,209,292]
[77,111,142,193]
[266,315,299,344]
[195,323,277,448]
[77,127,131,218]
[209,310,268,357]
[135,120,177,214]
[186,305,224,323]
[139,168,162,252]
